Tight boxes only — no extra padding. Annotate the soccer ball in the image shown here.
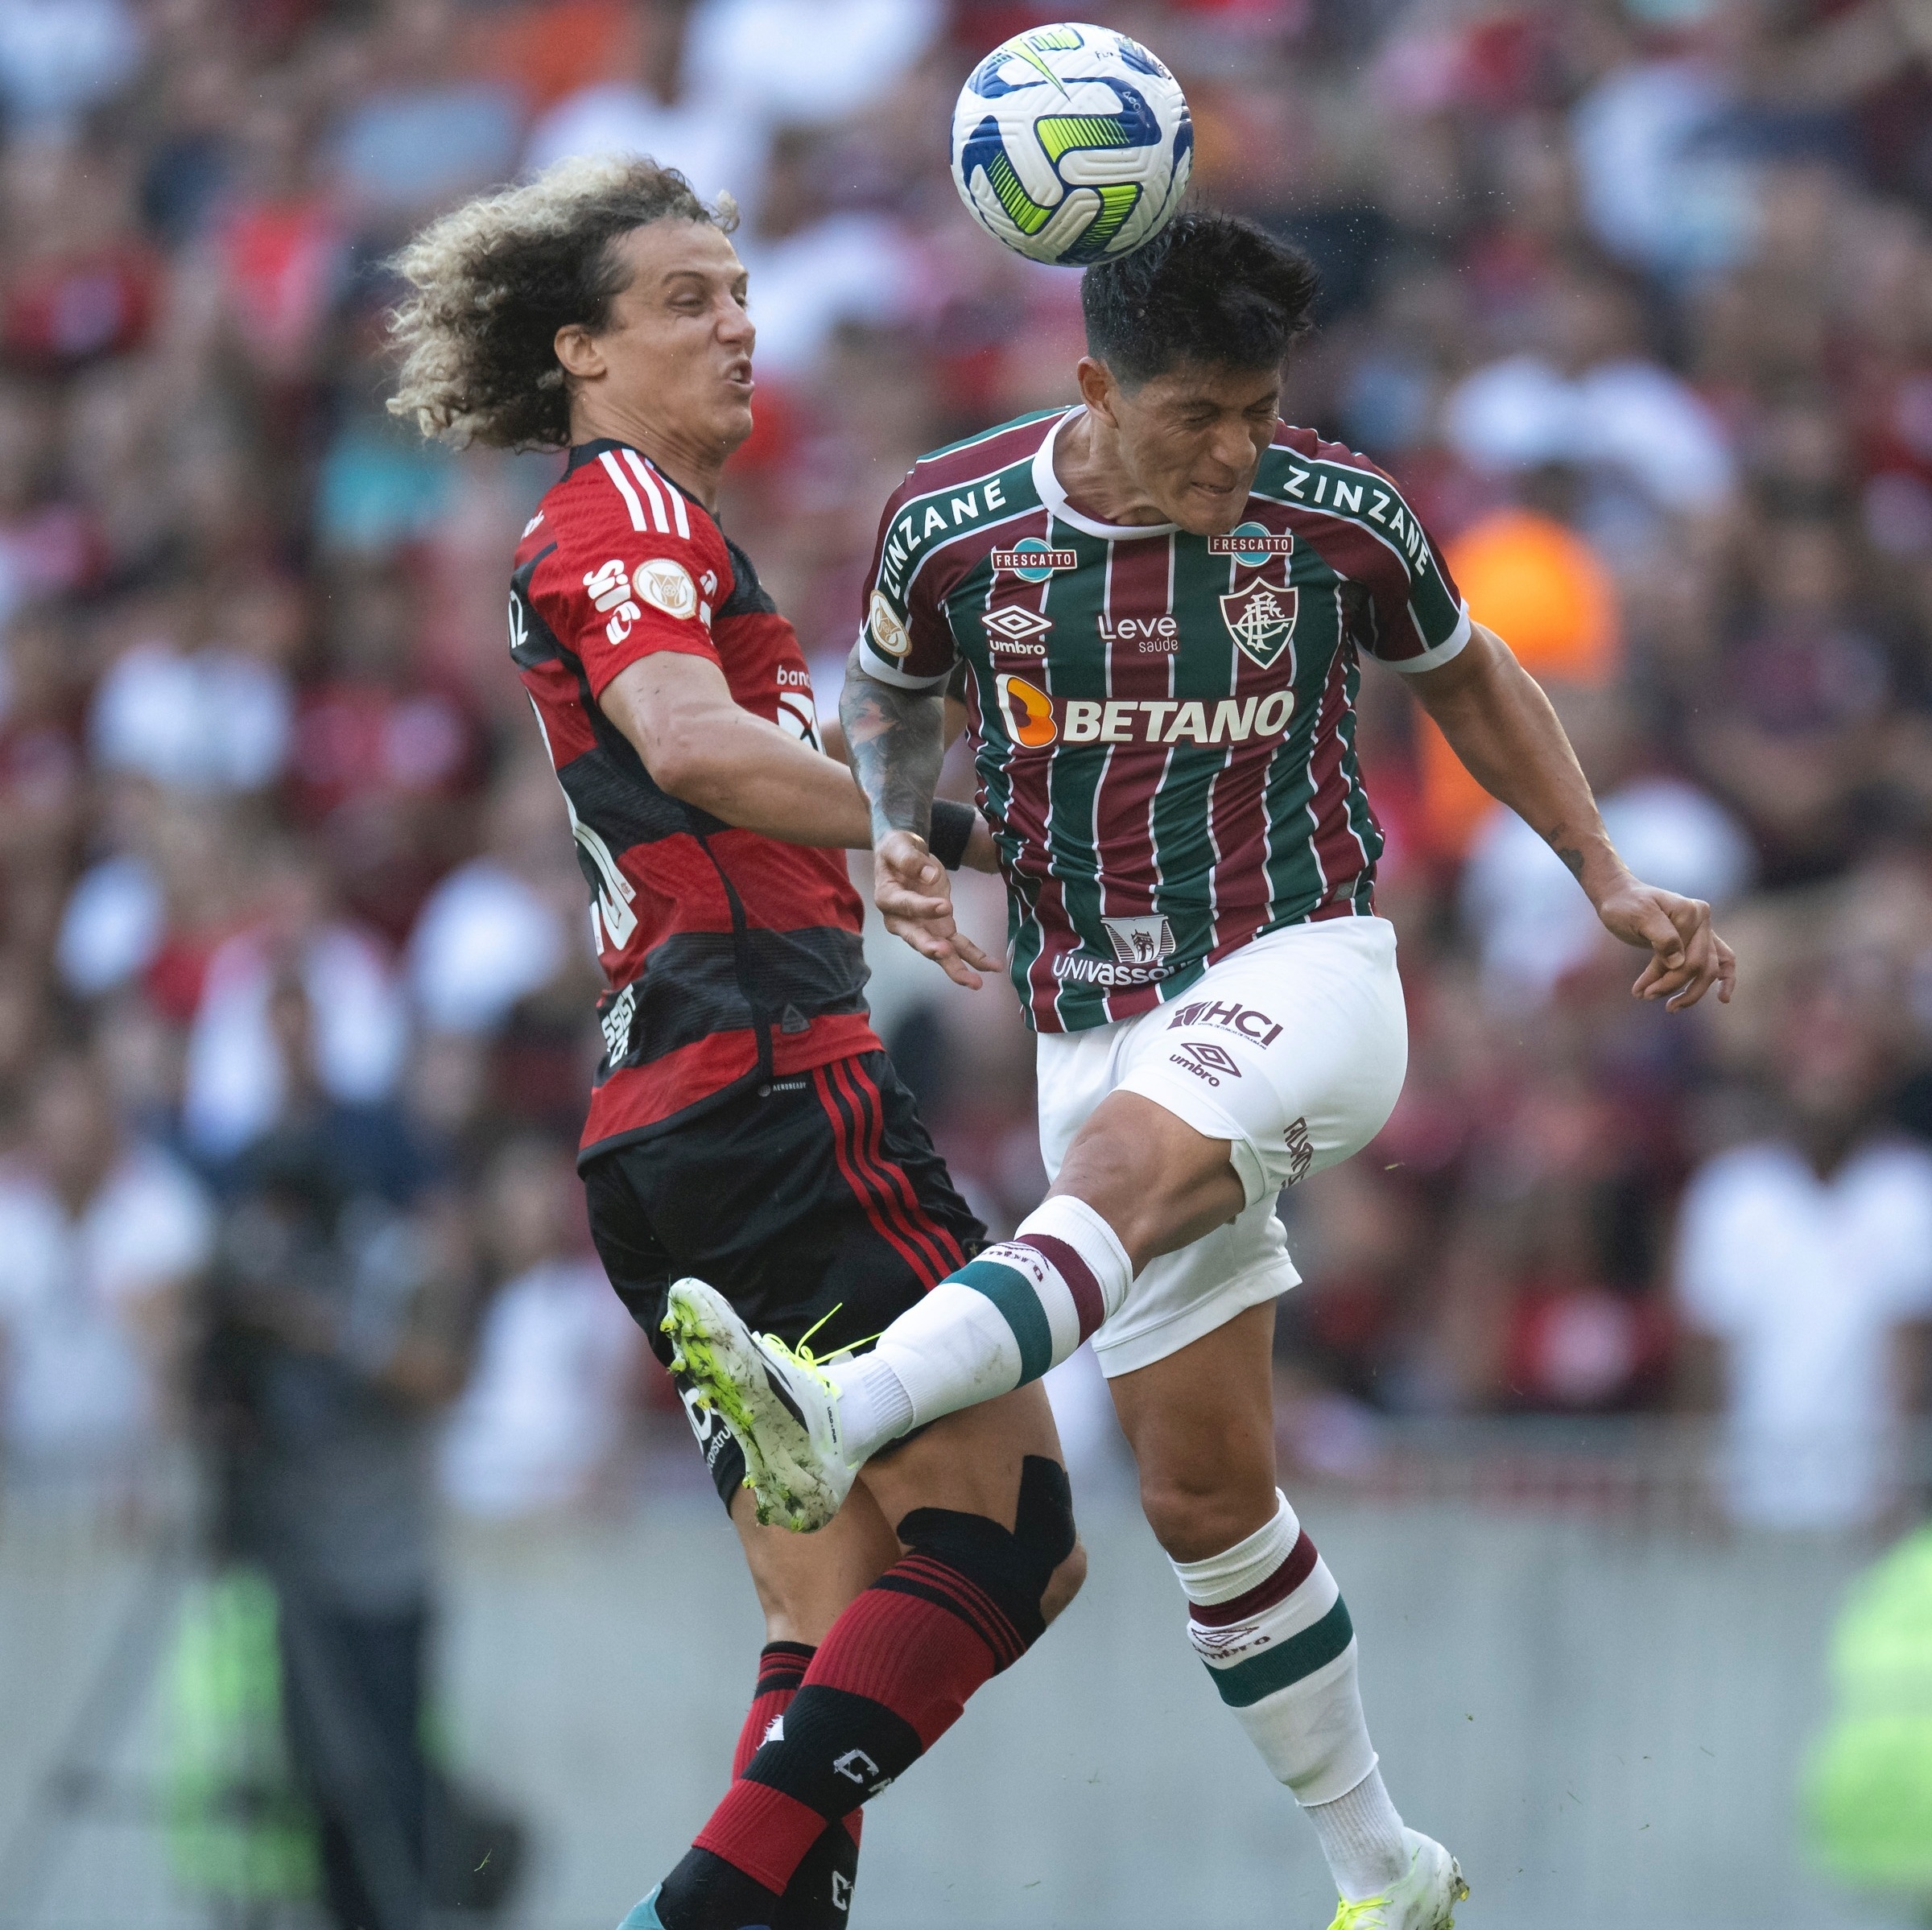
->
[950,22,1193,268]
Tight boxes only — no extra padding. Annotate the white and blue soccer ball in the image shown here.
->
[950,22,1193,268]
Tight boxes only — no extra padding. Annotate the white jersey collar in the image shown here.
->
[1032,407,1179,541]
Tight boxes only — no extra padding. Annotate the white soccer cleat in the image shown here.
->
[661,1277,855,1532]
[1324,1829,1468,1930]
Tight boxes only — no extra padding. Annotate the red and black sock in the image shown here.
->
[656,1460,1074,1930]
[730,1643,861,1930]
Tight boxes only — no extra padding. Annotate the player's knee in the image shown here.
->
[1138,1466,1278,1565]
[895,1454,1077,1653]
[1041,1536,1088,1625]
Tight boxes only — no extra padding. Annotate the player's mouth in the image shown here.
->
[723,357,754,396]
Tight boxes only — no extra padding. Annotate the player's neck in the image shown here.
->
[569,399,724,511]
[1052,408,1171,528]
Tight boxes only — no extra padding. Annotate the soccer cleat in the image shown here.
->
[662,1278,854,1532]
[616,1887,666,1928]
[1325,1829,1468,1930]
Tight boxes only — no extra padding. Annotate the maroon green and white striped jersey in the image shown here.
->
[855,406,1469,1033]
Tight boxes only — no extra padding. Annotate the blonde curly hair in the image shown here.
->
[387,155,737,452]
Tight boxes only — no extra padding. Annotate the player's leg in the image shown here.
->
[1108,1302,1447,1915]
[725,1485,902,1930]
[799,923,1406,1475]
[581,1078,947,1930]
[648,1383,1084,1930]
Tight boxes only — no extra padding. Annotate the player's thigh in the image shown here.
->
[730,1479,902,1646]
[1108,1300,1280,1564]
[1116,917,1409,1207]
[857,1384,1088,1623]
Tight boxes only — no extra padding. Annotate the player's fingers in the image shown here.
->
[1631,897,1688,971]
[952,930,998,973]
[874,880,953,921]
[1715,936,1737,1004]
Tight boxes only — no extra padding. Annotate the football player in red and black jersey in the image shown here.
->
[390,159,1085,1930]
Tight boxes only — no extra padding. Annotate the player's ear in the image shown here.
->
[554,322,606,383]
[1075,355,1118,425]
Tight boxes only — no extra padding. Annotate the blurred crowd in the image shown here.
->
[0,0,1927,1546]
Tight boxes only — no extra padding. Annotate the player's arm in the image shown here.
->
[841,657,999,988]
[602,651,873,847]
[1407,621,1736,1011]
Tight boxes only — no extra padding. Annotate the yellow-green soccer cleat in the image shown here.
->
[661,1277,855,1532]
[1326,1829,1469,1930]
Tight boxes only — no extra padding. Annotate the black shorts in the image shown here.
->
[581,1050,985,1509]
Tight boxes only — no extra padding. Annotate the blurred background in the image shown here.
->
[2,0,1932,1925]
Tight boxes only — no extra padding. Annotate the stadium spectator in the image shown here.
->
[0,1042,212,1476]
[439,1134,642,1517]
[1677,974,1932,1528]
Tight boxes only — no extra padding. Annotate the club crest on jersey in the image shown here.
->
[982,604,1054,654]
[992,538,1078,583]
[1100,913,1176,968]
[1220,575,1298,669]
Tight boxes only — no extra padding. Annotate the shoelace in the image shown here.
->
[1327,1894,1393,1930]
[755,1305,861,1396]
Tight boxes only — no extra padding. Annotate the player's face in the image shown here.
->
[1102,361,1281,535]
[564,219,756,458]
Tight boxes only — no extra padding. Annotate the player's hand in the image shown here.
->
[875,829,999,989]
[1591,876,1736,1012]
[961,813,1002,873]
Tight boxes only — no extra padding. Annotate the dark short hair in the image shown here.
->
[1080,211,1320,387]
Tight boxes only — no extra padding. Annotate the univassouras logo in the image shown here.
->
[993,677,1296,749]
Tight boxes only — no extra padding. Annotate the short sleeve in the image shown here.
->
[852,474,960,691]
[1272,440,1470,675]
[532,451,732,702]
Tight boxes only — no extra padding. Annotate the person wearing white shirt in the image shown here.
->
[440,1136,642,1518]
[1676,989,1932,1528]
[0,1049,213,1474]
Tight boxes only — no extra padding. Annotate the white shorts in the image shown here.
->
[1035,916,1408,1377]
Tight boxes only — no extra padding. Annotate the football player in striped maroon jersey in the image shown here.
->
[667,212,1736,1930]
[390,159,1087,1930]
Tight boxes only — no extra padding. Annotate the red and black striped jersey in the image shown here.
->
[510,439,877,1157]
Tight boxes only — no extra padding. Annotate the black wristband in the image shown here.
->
[927,799,976,871]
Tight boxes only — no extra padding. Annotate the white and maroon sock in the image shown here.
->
[1172,1491,1405,1899]
[830,1195,1131,1462]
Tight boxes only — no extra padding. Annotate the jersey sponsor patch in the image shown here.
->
[992,540,1078,581]
[869,589,911,658]
[996,672,1058,747]
[1096,612,1177,652]
[633,557,697,620]
[1208,522,1294,564]
[1101,913,1175,967]
[1166,997,1284,1048]
[1055,691,1296,745]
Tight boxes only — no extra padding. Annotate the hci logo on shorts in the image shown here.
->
[1100,914,1176,967]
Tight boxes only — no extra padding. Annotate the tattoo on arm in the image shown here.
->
[840,662,948,844]
[1545,830,1585,880]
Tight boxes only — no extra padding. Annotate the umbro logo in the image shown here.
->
[1170,1041,1244,1088]
[983,605,1053,654]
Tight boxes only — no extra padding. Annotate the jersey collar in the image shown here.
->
[565,437,701,507]
[1031,406,1179,541]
